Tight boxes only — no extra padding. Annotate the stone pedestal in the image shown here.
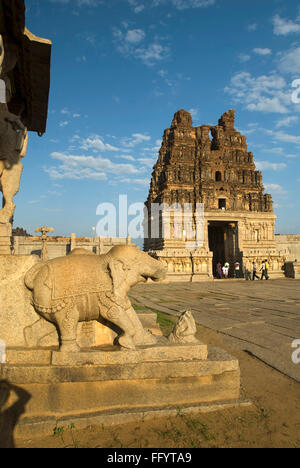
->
[0,342,246,439]
[0,224,12,255]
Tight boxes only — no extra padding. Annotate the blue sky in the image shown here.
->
[14,0,300,238]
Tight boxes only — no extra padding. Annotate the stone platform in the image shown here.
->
[0,343,244,439]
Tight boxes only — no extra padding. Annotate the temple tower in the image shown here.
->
[144,109,283,281]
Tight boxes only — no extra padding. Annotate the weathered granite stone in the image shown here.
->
[144,109,284,280]
[0,255,57,347]
[25,246,166,353]
[51,340,208,366]
[168,310,199,344]
[0,346,243,438]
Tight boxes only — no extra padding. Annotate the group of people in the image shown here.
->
[216,260,269,280]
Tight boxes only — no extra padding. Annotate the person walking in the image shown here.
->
[252,262,260,281]
[260,260,269,280]
[234,261,240,278]
[216,262,223,279]
[264,259,269,280]
[223,262,229,279]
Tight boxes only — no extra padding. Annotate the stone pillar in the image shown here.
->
[0,223,12,255]
[99,237,104,255]
[202,219,209,250]
[35,226,54,260]
[70,233,76,251]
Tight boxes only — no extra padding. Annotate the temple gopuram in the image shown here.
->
[0,0,51,254]
[144,109,284,281]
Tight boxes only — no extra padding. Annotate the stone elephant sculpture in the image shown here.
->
[24,245,166,352]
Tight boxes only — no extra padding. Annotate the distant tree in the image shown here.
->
[12,227,31,237]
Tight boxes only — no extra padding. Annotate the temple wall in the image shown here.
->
[148,211,284,280]
[12,235,133,259]
[275,235,300,262]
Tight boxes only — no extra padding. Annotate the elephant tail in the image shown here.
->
[24,262,46,290]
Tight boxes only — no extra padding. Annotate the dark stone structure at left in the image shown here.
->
[0,0,51,253]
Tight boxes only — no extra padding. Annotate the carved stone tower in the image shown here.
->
[144,109,283,281]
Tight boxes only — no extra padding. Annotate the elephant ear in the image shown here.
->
[108,259,126,294]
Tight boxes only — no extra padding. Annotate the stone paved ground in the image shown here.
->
[130,279,300,383]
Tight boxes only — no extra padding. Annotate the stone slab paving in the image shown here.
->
[130,279,300,382]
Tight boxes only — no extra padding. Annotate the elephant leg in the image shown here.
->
[105,305,136,350]
[55,304,80,353]
[125,306,157,346]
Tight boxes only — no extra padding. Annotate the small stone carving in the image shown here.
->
[168,309,199,344]
[35,226,54,260]
[25,245,166,353]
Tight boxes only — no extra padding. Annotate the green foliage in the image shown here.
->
[53,423,78,448]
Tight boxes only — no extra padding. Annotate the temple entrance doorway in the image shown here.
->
[208,221,240,277]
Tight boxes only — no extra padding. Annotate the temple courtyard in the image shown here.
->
[130,278,300,383]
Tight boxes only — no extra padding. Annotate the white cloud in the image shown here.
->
[189,108,199,120]
[45,152,139,180]
[80,135,119,152]
[49,0,102,6]
[113,25,169,66]
[128,0,215,11]
[256,161,287,171]
[260,146,298,159]
[275,116,299,128]
[121,133,151,148]
[76,56,87,63]
[273,14,300,36]
[158,69,168,78]
[253,48,272,56]
[264,183,287,195]
[278,47,300,75]
[225,71,290,114]
[125,29,146,44]
[238,53,251,63]
[120,177,149,186]
[168,0,215,9]
[134,4,145,13]
[120,155,135,161]
[135,43,170,66]
[264,129,300,145]
[59,121,70,127]
[138,157,156,167]
[248,23,257,32]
